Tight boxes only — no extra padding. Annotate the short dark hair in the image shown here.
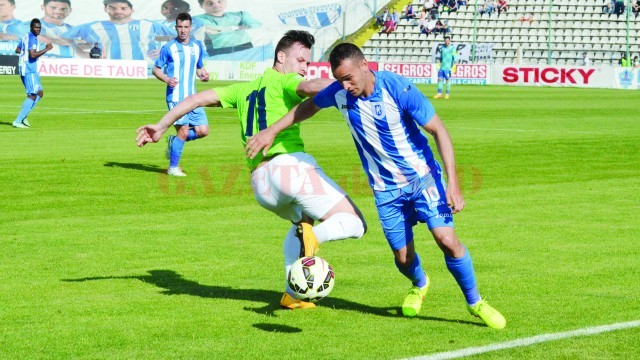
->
[329,43,364,70]
[175,12,192,24]
[444,36,451,41]
[30,18,42,28]
[272,30,315,65]
[6,0,15,4]
[44,0,71,5]
[103,0,132,8]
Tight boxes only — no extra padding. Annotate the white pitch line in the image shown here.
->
[457,126,620,135]
[403,320,640,360]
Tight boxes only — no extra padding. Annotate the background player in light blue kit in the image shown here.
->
[13,19,53,129]
[246,43,506,329]
[152,12,209,176]
[434,36,457,99]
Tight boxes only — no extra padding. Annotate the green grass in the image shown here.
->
[1,77,639,359]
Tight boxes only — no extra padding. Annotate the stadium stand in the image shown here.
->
[362,0,640,65]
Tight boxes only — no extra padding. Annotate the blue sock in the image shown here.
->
[445,248,481,305]
[14,97,35,123]
[169,137,185,168]
[395,252,428,288]
[186,128,199,141]
[33,95,41,106]
[437,81,443,94]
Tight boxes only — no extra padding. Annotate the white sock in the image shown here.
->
[283,224,300,288]
[312,212,365,243]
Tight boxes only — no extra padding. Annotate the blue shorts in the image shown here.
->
[168,101,208,127]
[21,73,42,95]
[374,164,454,251]
[438,69,452,80]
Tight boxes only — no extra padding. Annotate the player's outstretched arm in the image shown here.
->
[296,78,334,98]
[422,114,465,213]
[136,89,221,147]
[245,97,321,159]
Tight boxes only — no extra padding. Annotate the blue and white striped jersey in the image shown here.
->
[40,19,74,58]
[62,20,172,60]
[17,32,40,75]
[155,38,205,103]
[313,71,437,191]
[0,18,27,55]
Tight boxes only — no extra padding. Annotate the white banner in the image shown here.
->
[203,60,271,81]
[3,0,386,61]
[38,58,147,79]
[491,65,618,88]
[431,43,493,64]
[613,68,640,90]
[380,63,489,85]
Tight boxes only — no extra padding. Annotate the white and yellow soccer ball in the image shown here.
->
[287,256,335,302]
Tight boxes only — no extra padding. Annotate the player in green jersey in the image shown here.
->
[136,30,366,310]
[434,36,457,99]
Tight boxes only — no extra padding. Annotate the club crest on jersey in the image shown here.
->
[371,102,385,120]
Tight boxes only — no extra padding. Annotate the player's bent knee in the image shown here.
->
[197,128,209,137]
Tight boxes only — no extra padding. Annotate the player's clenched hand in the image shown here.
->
[245,128,276,159]
[198,69,210,82]
[167,77,179,88]
[136,124,164,147]
[446,182,465,214]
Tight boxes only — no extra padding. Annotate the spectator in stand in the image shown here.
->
[419,7,428,31]
[401,4,416,20]
[376,7,389,27]
[603,0,614,15]
[424,0,439,19]
[458,0,467,7]
[390,9,399,26]
[612,0,625,17]
[632,55,639,68]
[618,52,628,67]
[444,0,458,13]
[582,52,590,66]
[632,0,639,18]
[477,0,495,17]
[380,15,395,35]
[497,0,508,16]
[421,15,437,36]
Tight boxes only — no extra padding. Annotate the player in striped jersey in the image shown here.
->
[37,0,74,58]
[136,30,366,310]
[152,12,209,177]
[12,19,52,129]
[0,0,26,56]
[246,43,506,329]
[61,0,172,60]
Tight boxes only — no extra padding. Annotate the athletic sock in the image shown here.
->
[312,212,365,243]
[445,248,481,305]
[437,81,443,94]
[169,137,186,168]
[395,252,428,288]
[283,225,300,291]
[14,98,35,123]
[446,82,452,94]
[186,128,199,141]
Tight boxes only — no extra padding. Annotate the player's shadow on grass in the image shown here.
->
[104,161,165,174]
[0,121,15,127]
[62,270,482,327]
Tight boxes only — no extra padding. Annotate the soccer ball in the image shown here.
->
[287,256,335,302]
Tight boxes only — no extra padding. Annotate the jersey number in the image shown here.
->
[245,88,267,136]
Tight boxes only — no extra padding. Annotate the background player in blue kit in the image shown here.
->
[434,36,457,99]
[13,19,53,129]
[152,12,209,176]
[246,43,506,329]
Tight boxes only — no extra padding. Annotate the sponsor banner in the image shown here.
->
[38,58,148,79]
[6,0,380,62]
[306,61,379,80]
[431,43,494,64]
[492,65,617,88]
[0,55,18,75]
[203,61,271,81]
[451,64,489,85]
[614,68,640,90]
[381,63,435,84]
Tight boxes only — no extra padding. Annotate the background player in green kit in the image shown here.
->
[434,36,457,99]
[136,30,366,310]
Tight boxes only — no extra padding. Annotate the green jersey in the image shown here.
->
[195,12,261,51]
[439,44,457,71]
[215,68,306,170]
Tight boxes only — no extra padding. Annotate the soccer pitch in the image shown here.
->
[1,77,639,359]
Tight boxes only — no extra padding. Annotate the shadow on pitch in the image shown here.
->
[0,121,15,127]
[103,161,165,174]
[252,323,302,333]
[62,269,482,327]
